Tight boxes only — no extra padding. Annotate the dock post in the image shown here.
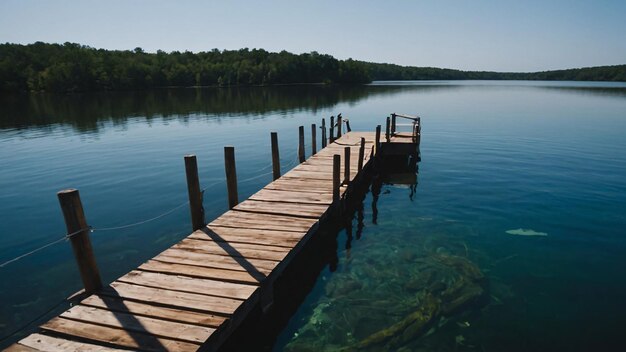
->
[416,117,421,145]
[311,123,317,155]
[271,132,280,180]
[344,146,350,184]
[184,155,205,231]
[333,154,341,203]
[224,146,239,209]
[329,116,335,143]
[385,116,391,142]
[375,125,381,156]
[298,126,305,163]
[345,119,352,132]
[57,189,102,294]
[337,114,342,138]
[358,137,365,173]
[321,118,327,148]
[391,113,397,135]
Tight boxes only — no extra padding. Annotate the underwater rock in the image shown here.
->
[505,228,548,236]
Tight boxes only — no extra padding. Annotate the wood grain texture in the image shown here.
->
[17,333,121,352]
[60,305,214,344]
[41,317,200,351]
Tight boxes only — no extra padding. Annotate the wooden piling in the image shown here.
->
[344,146,350,184]
[321,118,327,148]
[375,125,381,156]
[330,116,335,143]
[57,189,102,293]
[385,116,391,142]
[337,114,342,138]
[224,146,239,209]
[391,113,396,135]
[416,117,422,145]
[271,132,280,180]
[184,155,204,231]
[358,137,365,173]
[298,126,305,163]
[333,154,340,203]
[345,119,352,132]
[311,123,317,155]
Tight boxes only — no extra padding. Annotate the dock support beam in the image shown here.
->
[391,113,396,135]
[329,116,335,143]
[57,189,102,294]
[311,123,317,156]
[385,116,391,142]
[345,119,352,132]
[298,126,305,163]
[375,125,381,156]
[224,146,239,209]
[321,118,327,148]
[337,114,342,138]
[358,137,365,173]
[333,154,340,203]
[344,147,351,184]
[271,132,280,181]
[184,155,205,231]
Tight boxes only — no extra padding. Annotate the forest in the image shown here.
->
[1,42,625,93]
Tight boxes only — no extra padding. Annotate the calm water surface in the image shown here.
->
[1,81,625,350]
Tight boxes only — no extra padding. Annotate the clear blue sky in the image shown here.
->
[1,0,625,72]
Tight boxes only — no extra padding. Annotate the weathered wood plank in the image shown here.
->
[140,260,261,285]
[181,237,290,254]
[17,333,121,352]
[249,189,333,205]
[190,226,302,248]
[234,199,328,218]
[80,294,226,328]
[210,211,316,232]
[265,179,333,192]
[41,317,200,351]
[279,170,334,180]
[4,343,40,352]
[60,305,214,344]
[117,270,258,300]
[103,282,243,316]
[155,248,277,274]
[172,239,288,262]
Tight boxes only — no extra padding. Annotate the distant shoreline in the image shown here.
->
[2,42,625,93]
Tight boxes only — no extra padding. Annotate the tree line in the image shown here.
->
[1,42,624,93]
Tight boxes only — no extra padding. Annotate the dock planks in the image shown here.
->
[7,131,414,352]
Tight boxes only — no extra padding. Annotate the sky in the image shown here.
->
[1,0,625,72]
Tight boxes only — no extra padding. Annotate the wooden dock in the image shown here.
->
[6,116,420,352]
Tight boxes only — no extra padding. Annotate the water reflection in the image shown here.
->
[0,85,451,134]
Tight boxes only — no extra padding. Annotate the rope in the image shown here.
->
[92,201,189,232]
[238,170,273,184]
[0,228,89,268]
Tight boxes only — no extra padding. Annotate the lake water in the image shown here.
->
[1,81,626,350]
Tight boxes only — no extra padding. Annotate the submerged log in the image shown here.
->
[354,293,439,350]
